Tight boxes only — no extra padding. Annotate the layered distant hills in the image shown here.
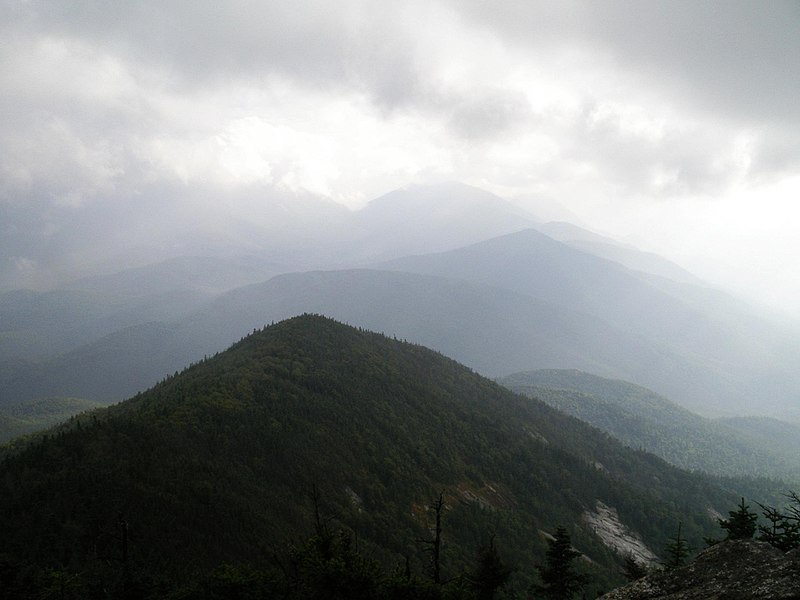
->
[1,181,798,420]
[0,397,103,443]
[0,315,746,596]
[2,181,799,597]
[500,369,800,484]
[376,229,799,416]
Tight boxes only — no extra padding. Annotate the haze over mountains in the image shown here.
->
[1,182,798,424]
[2,182,800,598]
[4,3,798,596]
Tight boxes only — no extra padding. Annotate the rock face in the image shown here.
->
[601,539,800,599]
[583,501,659,566]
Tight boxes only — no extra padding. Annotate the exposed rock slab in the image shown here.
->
[583,501,658,565]
[601,539,800,599]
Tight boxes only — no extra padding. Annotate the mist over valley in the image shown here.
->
[3,2,800,597]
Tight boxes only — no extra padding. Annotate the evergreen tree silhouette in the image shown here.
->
[664,522,689,569]
[532,526,590,599]
[468,534,513,600]
[719,497,757,540]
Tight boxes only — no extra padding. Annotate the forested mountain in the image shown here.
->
[0,315,746,597]
[1,183,797,421]
[716,416,800,462]
[0,183,539,403]
[0,256,282,363]
[500,369,800,483]
[0,269,692,408]
[0,397,102,443]
[377,229,799,416]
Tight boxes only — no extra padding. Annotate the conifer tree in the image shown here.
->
[468,535,513,600]
[718,497,758,540]
[532,526,590,599]
[757,501,800,552]
[664,522,689,569]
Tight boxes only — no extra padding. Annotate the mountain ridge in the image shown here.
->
[0,314,747,596]
[0,269,706,408]
[1,183,797,420]
[500,369,800,483]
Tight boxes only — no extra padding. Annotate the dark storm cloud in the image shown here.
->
[588,0,800,126]
[7,0,798,138]
[457,0,800,126]
[7,0,430,109]
[455,0,800,184]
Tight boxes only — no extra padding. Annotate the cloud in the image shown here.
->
[7,0,434,108]
[455,0,800,124]
[445,88,533,141]
[453,0,800,180]
[1,0,799,315]
[568,100,753,198]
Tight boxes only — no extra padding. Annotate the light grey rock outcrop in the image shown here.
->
[583,501,658,566]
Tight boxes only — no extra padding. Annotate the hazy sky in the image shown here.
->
[2,1,799,317]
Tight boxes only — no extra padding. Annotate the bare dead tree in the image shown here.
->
[418,491,445,584]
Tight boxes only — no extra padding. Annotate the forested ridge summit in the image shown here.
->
[0,315,745,597]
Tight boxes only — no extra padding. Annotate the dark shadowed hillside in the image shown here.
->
[500,369,800,483]
[0,397,102,442]
[0,315,746,597]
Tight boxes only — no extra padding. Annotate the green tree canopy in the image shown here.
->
[532,526,590,599]
[719,497,758,540]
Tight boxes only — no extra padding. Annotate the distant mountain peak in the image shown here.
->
[360,181,538,220]
[344,182,540,261]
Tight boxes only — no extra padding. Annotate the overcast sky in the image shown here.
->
[2,0,799,318]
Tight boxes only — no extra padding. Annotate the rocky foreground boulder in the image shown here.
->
[601,539,800,599]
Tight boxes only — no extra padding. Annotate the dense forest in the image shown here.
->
[0,397,103,443]
[500,370,800,483]
[0,315,769,597]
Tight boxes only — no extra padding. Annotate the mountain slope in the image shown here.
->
[5,183,796,419]
[0,182,535,371]
[377,229,796,415]
[0,397,102,442]
[0,256,284,364]
[537,221,700,285]
[377,229,743,357]
[0,269,702,408]
[62,255,286,299]
[500,369,800,483]
[0,315,743,596]
[717,416,800,461]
